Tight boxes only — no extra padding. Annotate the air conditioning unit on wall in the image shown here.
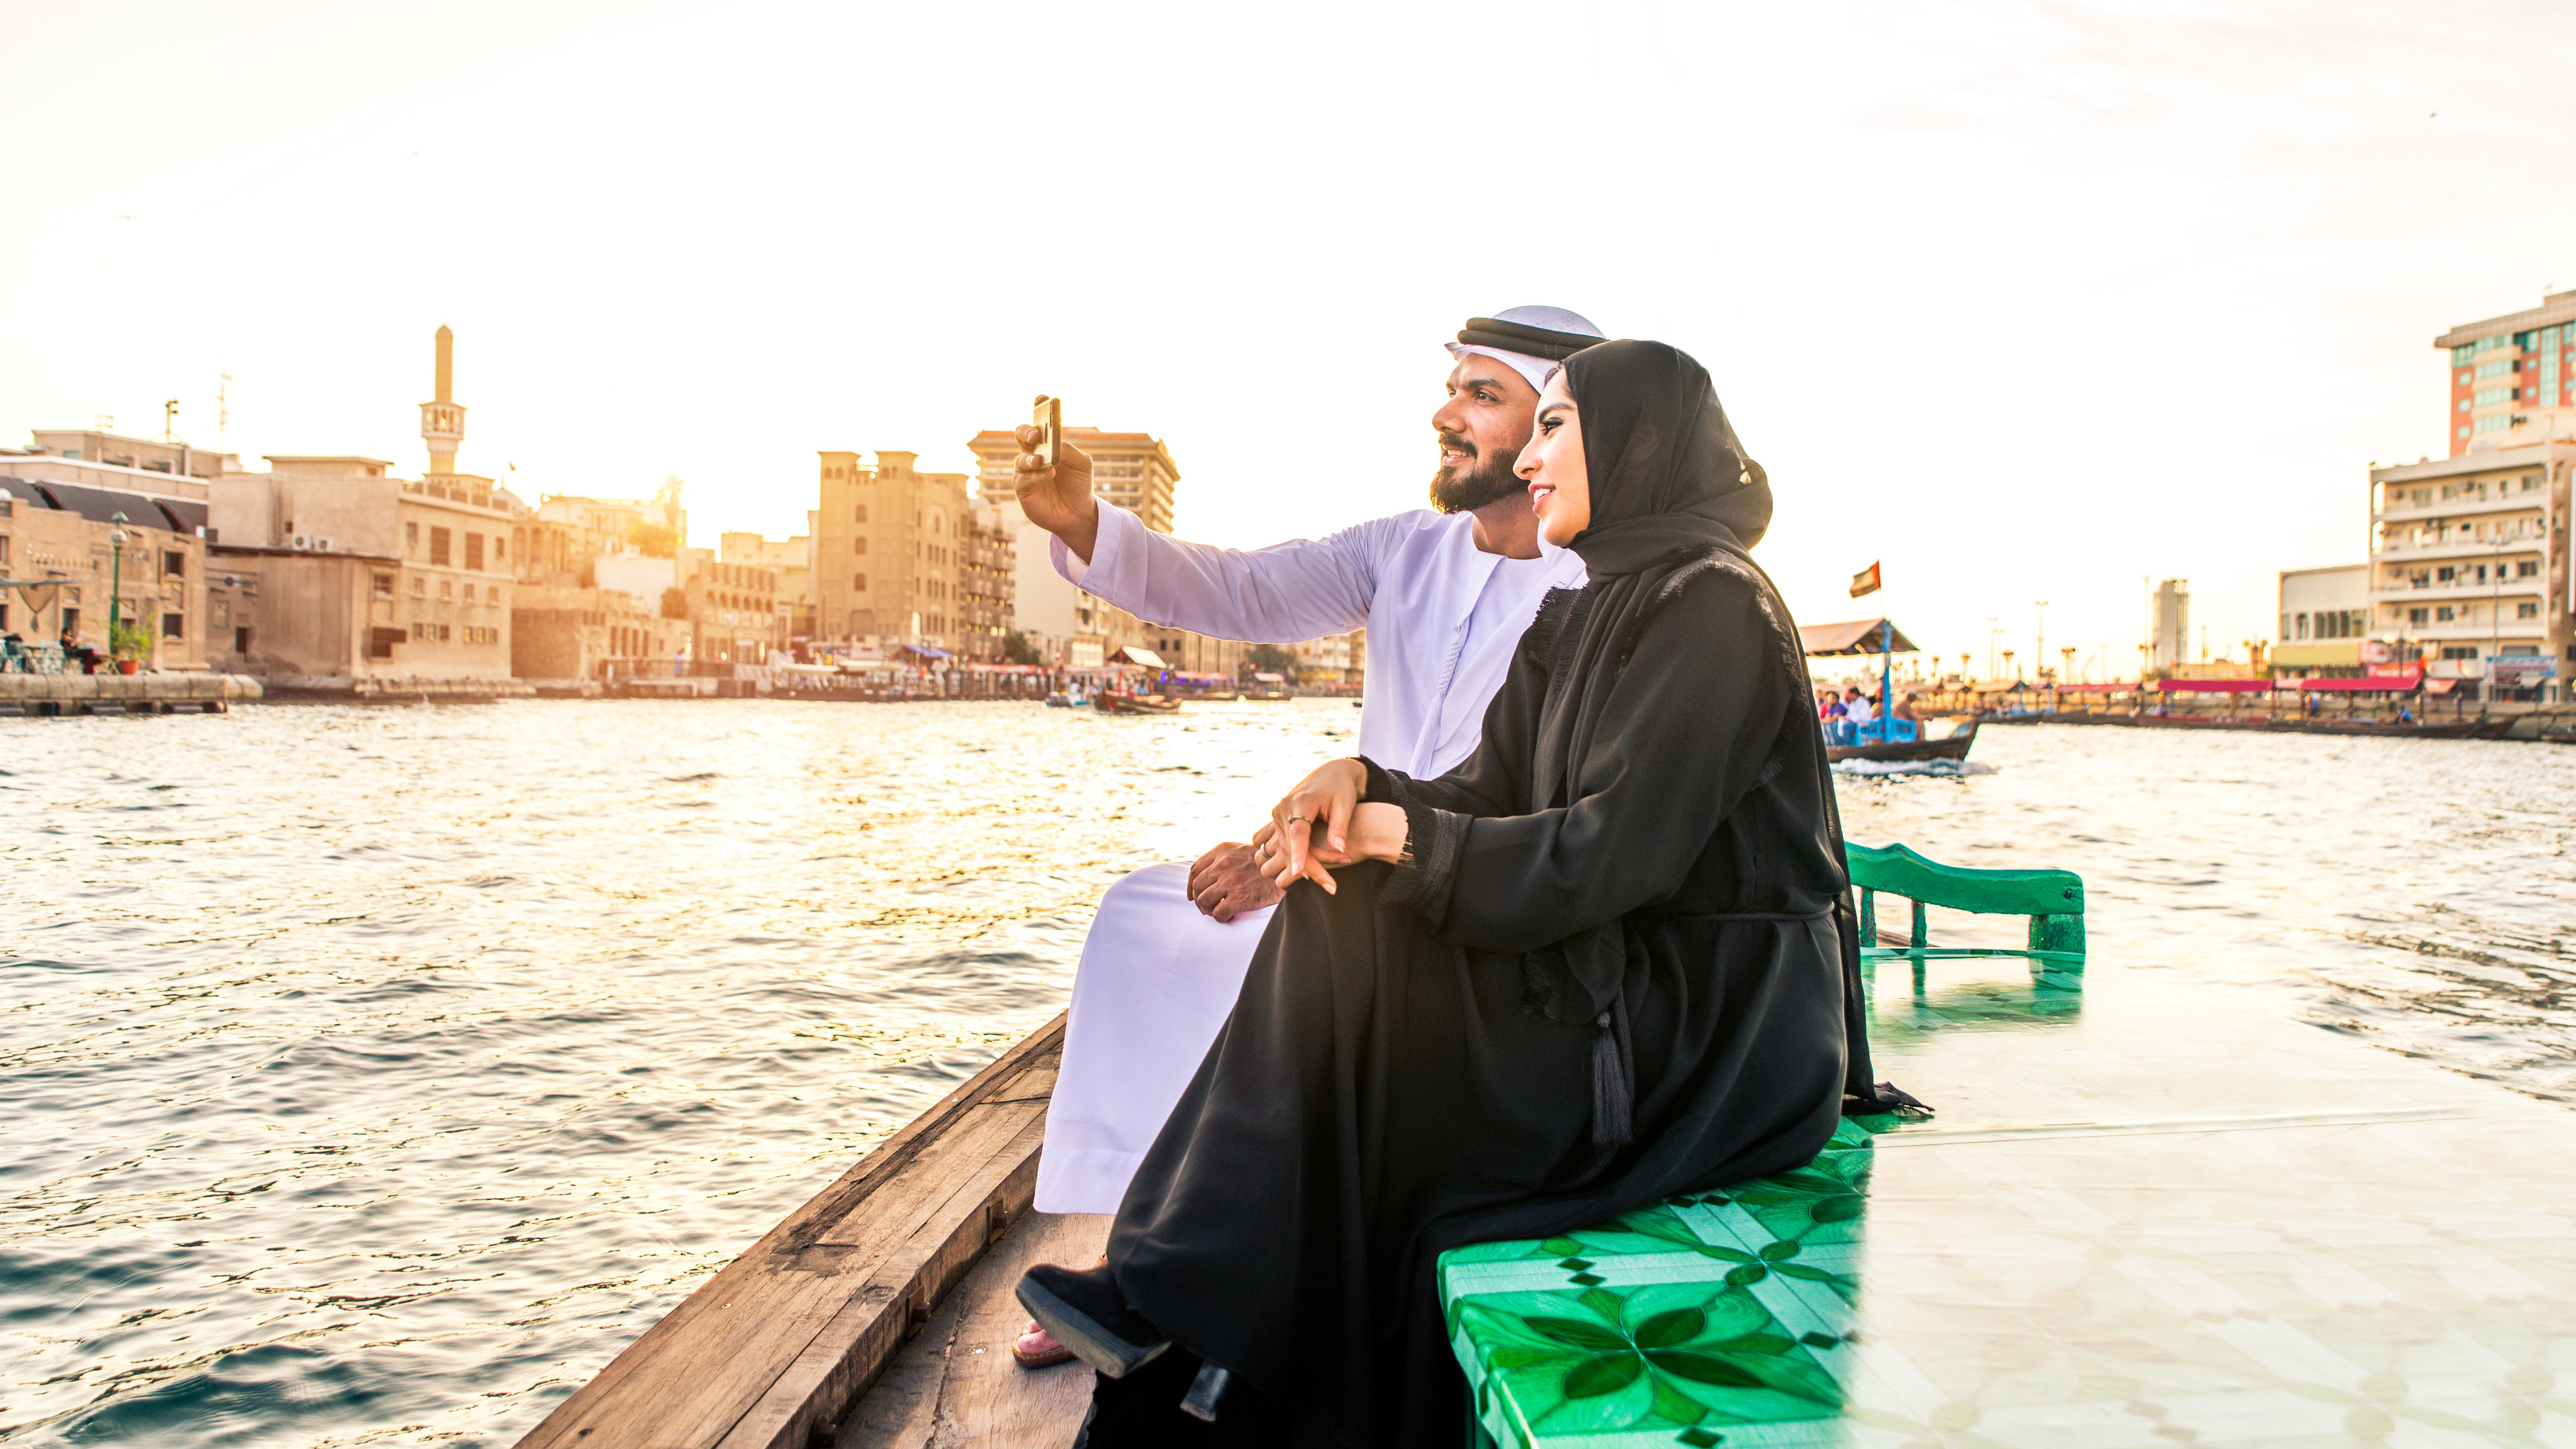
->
[289,535,312,551]
[314,537,335,553]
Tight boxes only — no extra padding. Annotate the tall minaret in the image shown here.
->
[420,324,467,476]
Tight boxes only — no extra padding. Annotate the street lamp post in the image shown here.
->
[108,511,129,663]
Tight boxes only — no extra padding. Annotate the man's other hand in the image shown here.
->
[1015,400,1102,562]
[1187,841,1284,922]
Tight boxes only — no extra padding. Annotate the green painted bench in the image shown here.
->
[1443,1117,1883,1448]
[1849,841,2084,987]
[1442,846,2086,1446]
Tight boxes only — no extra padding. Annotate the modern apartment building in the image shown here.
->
[956,498,1015,662]
[2368,439,2570,692]
[967,427,1179,535]
[813,449,977,652]
[2434,291,2576,456]
[967,424,1197,666]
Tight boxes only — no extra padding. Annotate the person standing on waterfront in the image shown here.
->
[1012,309,1603,1232]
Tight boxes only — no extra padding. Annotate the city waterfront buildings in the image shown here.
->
[2273,564,2369,677]
[2367,439,2569,692]
[2435,291,2576,456]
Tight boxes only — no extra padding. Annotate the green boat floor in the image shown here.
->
[1440,959,2576,1448]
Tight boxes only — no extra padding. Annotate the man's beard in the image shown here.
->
[1428,431,1525,513]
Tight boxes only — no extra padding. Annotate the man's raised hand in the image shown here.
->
[1014,398,1101,562]
[1187,842,1285,923]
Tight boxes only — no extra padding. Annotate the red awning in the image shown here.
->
[2424,678,2461,695]
[2053,682,2137,693]
[2153,678,2273,693]
[2300,675,2424,692]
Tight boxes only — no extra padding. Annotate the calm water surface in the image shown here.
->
[1,706,2571,1446]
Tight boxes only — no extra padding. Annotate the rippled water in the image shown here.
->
[2,707,2571,1446]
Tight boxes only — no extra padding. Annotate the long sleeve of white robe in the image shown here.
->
[1053,502,1585,777]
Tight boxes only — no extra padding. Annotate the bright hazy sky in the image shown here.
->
[7,0,2573,676]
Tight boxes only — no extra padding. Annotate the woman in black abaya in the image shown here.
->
[1023,339,1905,1446]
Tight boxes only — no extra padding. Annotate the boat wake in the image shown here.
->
[1833,758,1995,780]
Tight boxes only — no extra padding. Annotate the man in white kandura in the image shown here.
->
[1005,305,1607,1365]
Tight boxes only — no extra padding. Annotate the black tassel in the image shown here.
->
[1589,1011,1633,1148]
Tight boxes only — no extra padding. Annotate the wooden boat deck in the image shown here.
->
[511,1014,1094,1449]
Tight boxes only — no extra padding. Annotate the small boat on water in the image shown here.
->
[1093,689,1181,715]
[1801,616,1969,765]
[1826,716,1978,764]
[1044,690,1087,708]
[1246,671,1293,701]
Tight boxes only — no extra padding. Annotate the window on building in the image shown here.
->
[162,549,184,577]
[162,612,183,641]
[372,572,393,597]
[411,576,426,597]
[430,527,451,566]
[440,580,453,600]
[2518,601,2540,620]
[2436,566,2457,582]
[406,521,419,552]
[2293,612,2309,639]
[855,504,869,523]
[494,535,505,560]
[0,535,9,566]
[854,537,867,555]
[462,584,476,602]
[236,626,252,655]
[466,533,485,570]
[853,573,867,592]
[2436,605,2456,622]
[2518,560,2540,578]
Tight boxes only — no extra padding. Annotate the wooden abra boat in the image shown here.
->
[1824,718,1976,765]
[521,841,2576,1449]
[1092,689,1181,715]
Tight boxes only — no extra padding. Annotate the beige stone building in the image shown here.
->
[720,530,814,639]
[0,466,210,671]
[814,449,985,653]
[205,329,525,683]
[685,556,783,665]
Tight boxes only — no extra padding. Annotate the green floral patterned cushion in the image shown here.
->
[1440,1118,1884,1448]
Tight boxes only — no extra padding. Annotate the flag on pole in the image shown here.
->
[1849,561,1882,598]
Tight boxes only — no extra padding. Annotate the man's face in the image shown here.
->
[1429,353,1541,513]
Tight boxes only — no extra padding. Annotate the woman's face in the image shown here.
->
[1517,370,1588,545]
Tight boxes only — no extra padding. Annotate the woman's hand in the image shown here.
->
[1256,763,1409,894]
[1257,759,1364,894]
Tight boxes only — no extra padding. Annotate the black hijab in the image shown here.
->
[1518,340,1888,1138]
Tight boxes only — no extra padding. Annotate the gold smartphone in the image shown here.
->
[1031,395,1061,468]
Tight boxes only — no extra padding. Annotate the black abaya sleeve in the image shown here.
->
[1385,569,1797,951]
